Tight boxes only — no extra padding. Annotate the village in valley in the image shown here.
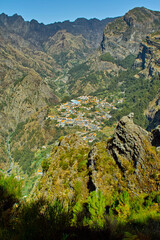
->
[48,95,124,143]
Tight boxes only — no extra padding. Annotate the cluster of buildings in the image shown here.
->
[48,95,123,142]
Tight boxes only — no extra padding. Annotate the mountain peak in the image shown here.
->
[101,7,160,59]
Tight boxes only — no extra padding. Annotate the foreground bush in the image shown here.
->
[0,173,160,240]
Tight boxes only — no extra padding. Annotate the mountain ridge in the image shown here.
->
[0,12,117,49]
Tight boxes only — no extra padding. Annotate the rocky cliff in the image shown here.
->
[101,7,160,59]
[135,32,160,77]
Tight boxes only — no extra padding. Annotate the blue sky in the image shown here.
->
[1,0,160,24]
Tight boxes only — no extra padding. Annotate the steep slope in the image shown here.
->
[0,36,59,129]
[32,114,160,202]
[0,33,59,167]
[136,31,160,78]
[134,31,160,128]
[32,134,90,202]
[101,7,160,59]
[44,30,92,68]
[145,92,160,130]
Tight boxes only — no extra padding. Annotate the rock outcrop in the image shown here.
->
[107,114,160,193]
[108,113,151,171]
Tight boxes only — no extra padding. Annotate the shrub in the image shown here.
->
[41,159,50,172]
[0,173,21,231]
[87,191,106,228]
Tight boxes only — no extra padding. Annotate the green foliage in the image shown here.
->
[59,160,69,170]
[99,52,115,63]
[0,173,21,234]
[144,191,160,207]
[0,173,22,203]
[12,146,35,174]
[68,62,89,80]
[11,121,25,140]
[110,191,131,222]
[59,136,64,143]
[41,158,50,172]
[107,72,160,128]
[0,178,160,240]
[78,159,87,172]
[156,194,160,204]
[74,181,82,197]
[15,198,70,240]
[44,118,52,130]
[116,54,136,69]
[53,51,69,66]
[0,101,7,111]
[82,73,99,85]
[61,95,72,103]
[87,191,106,228]
[72,201,84,226]
[130,195,145,213]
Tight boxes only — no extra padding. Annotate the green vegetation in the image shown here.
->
[12,146,35,173]
[0,172,159,240]
[41,158,50,172]
[116,54,136,69]
[99,52,115,63]
[87,191,106,228]
[68,62,90,80]
[98,69,160,128]
[0,101,7,111]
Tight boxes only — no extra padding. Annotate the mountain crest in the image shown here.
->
[101,7,160,59]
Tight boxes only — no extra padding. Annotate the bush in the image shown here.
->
[87,191,106,228]
[0,173,21,232]
[41,159,50,172]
